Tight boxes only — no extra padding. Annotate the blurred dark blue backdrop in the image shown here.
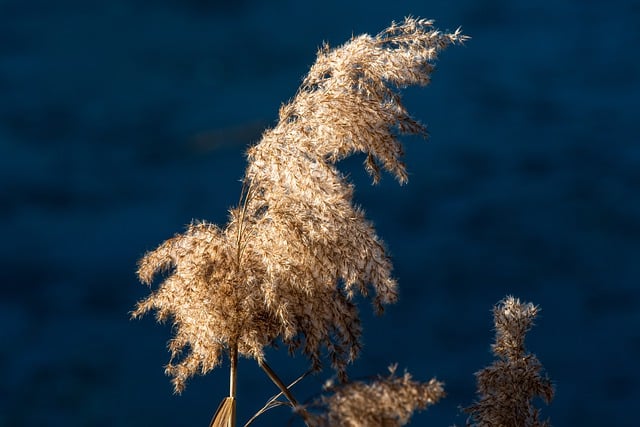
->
[1,0,638,425]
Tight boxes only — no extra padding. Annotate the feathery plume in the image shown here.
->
[133,17,467,394]
[465,297,554,427]
[308,365,445,427]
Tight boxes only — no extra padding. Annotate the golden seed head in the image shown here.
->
[133,17,467,393]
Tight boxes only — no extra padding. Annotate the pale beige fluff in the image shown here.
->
[309,365,445,427]
[133,17,467,394]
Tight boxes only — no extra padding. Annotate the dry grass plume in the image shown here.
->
[133,17,467,394]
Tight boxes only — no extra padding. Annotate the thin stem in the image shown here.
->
[258,360,311,426]
[229,345,238,427]
[235,180,254,264]
[230,345,238,398]
[243,400,287,427]
[244,369,313,427]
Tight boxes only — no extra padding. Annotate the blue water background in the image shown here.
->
[1,0,638,425]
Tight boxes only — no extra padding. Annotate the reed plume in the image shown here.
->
[133,17,466,394]
[132,17,468,427]
[464,297,555,427]
[308,365,445,427]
